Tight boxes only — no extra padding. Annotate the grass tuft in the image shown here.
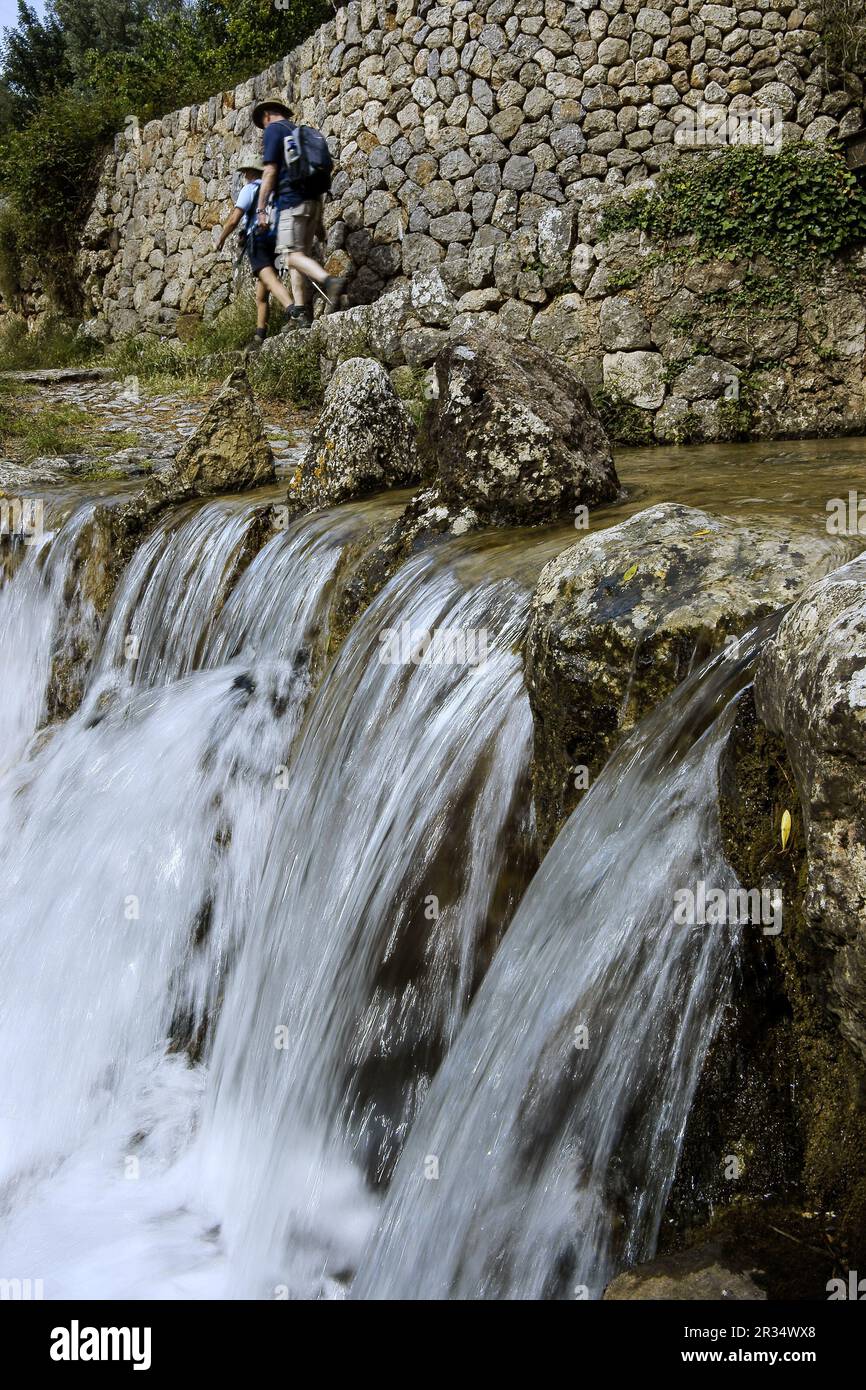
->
[0,398,90,460]
[0,314,100,373]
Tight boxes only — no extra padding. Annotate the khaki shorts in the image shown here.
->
[276,200,322,255]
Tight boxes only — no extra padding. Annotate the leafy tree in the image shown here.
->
[84,0,333,111]
[0,2,73,124]
[52,0,150,72]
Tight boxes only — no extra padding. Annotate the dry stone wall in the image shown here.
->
[75,0,866,440]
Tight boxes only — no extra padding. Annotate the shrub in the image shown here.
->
[0,85,125,311]
[105,332,190,377]
[248,336,323,408]
[592,390,655,447]
[819,0,866,76]
[106,321,323,408]
[0,202,23,306]
[191,291,258,355]
[0,312,98,370]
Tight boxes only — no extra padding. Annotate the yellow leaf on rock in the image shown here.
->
[781,809,792,850]
[623,563,638,583]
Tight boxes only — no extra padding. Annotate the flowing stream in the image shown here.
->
[0,469,806,1299]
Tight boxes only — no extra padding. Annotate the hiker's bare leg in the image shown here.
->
[278,204,323,300]
[255,277,270,331]
[277,204,342,313]
[289,266,309,309]
[284,249,327,288]
[257,265,292,310]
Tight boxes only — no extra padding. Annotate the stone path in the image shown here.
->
[0,374,304,491]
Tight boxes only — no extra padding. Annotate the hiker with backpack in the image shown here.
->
[251,92,345,327]
[214,148,297,348]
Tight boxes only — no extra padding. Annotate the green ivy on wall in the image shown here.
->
[600,143,866,273]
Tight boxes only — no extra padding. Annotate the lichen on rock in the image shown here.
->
[289,356,419,511]
[429,327,618,525]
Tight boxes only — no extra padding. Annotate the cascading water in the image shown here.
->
[0,475,779,1301]
[86,499,261,694]
[0,493,535,1297]
[84,495,391,701]
[197,549,535,1296]
[0,498,345,1297]
[353,628,772,1301]
[0,509,96,772]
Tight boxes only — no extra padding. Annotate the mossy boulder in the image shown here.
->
[525,503,840,848]
[755,556,866,1065]
[428,327,618,525]
[663,687,866,1290]
[603,1243,767,1301]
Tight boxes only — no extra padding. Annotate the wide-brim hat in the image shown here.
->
[252,92,292,129]
[237,147,264,174]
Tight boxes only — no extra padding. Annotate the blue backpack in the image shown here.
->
[241,180,276,245]
[283,125,334,198]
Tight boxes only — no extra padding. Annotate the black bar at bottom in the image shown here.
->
[6,1297,862,1374]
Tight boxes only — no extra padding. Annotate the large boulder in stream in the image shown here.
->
[659,563,866,1285]
[320,331,619,642]
[525,503,841,848]
[428,328,618,524]
[288,357,418,511]
[755,557,866,1066]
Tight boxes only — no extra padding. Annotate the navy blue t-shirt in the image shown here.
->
[262,119,304,210]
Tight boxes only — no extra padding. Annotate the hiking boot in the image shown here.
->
[320,275,346,313]
[280,305,313,333]
[246,330,267,353]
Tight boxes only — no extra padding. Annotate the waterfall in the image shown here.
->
[0,497,535,1298]
[86,499,261,694]
[0,482,771,1300]
[84,498,386,700]
[197,549,534,1296]
[0,496,345,1297]
[353,628,770,1301]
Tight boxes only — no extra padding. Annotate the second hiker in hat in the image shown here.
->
[251,92,345,327]
[215,147,298,348]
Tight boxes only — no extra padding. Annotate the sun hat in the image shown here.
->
[237,147,264,174]
[251,92,292,129]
